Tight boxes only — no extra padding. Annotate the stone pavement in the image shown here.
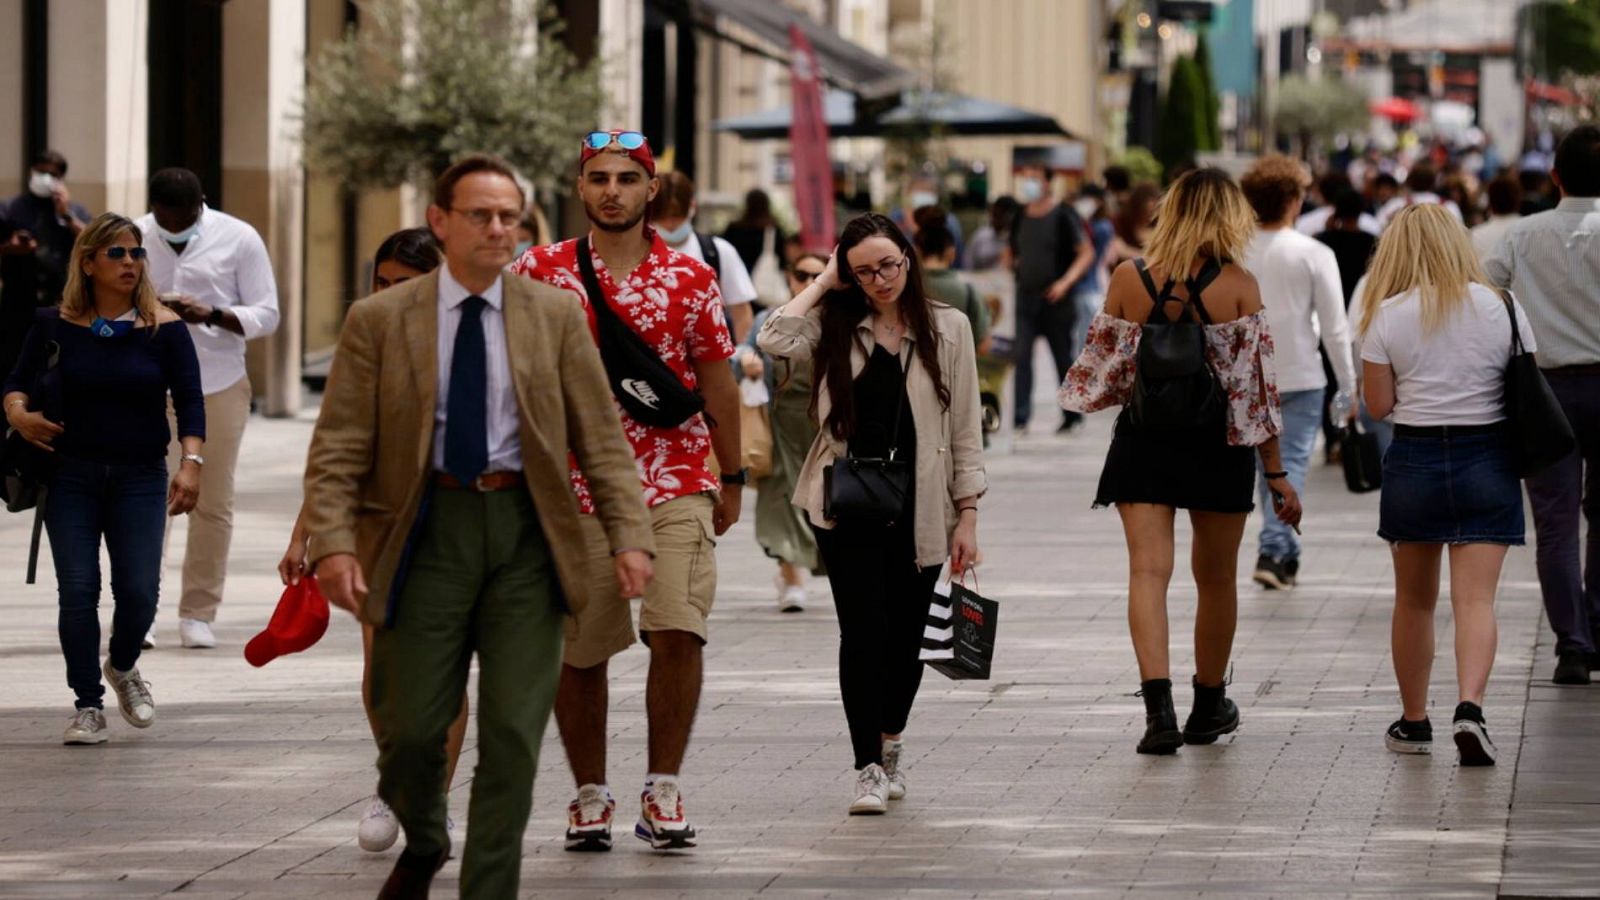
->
[1,406,1596,899]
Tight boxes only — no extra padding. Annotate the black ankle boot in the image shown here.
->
[1183,676,1240,744]
[1137,678,1183,755]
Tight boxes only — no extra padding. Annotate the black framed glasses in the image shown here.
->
[450,208,521,229]
[584,131,647,151]
[100,246,148,261]
[850,255,908,285]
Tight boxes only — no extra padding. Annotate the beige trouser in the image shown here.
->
[164,375,252,623]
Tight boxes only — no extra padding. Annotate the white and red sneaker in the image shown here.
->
[634,778,696,850]
[565,784,615,852]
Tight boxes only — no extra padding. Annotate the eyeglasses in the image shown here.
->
[792,269,824,283]
[450,207,521,229]
[99,246,148,261]
[850,255,908,285]
[584,131,647,152]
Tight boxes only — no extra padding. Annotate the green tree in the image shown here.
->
[1193,32,1222,151]
[1519,0,1600,82]
[1113,147,1164,186]
[1272,76,1370,157]
[298,0,605,191]
[1157,56,1208,177]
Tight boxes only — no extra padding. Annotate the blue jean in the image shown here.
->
[45,457,168,709]
[1256,388,1324,562]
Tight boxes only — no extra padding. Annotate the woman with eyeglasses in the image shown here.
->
[740,252,829,612]
[275,226,467,851]
[758,213,986,816]
[3,212,204,745]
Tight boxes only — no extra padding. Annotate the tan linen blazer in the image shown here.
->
[302,268,654,627]
[757,301,987,568]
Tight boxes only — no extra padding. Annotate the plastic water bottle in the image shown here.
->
[1329,390,1354,425]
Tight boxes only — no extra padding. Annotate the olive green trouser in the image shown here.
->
[370,487,564,900]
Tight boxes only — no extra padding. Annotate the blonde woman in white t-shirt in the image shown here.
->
[1358,203,1537,768]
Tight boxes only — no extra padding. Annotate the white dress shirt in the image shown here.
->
[135,206,280,395]
[432,263,522,474]
[1295,205,1380,237]
[667,233,759,307]
[1470,214,1520,261]
[1243,228,1357,395]
[1483,196,1600,369]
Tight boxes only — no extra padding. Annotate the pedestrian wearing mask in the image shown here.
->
[1,151,92,379]
[1061,168,1301,756]
[649,171,757,342]
[1358,204,1534,765]
[759,213,986,816]
[135,167,280,650]
[3,213,204,745]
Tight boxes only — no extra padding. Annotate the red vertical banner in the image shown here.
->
[789,24,836,252]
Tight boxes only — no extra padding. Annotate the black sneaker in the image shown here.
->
[1553,649,1592,685]
[1385,716,1432,754]
[1452,702,1497,766]
[1252,555,1295,590]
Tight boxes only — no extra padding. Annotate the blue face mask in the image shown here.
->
[514,240,534,258]
[157,215,200,245]
[658,220,695,246]
[89,317,136,338]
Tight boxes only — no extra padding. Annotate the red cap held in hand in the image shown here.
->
[245,577,331,667]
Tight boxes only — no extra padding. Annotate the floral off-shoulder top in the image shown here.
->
[1058,311,1283,447]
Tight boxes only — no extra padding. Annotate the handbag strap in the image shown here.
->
[1498,289,1527,356]
[884,348,912,460]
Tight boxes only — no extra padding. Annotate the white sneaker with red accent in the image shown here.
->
[565,783,615,852]
[634,778,696,850]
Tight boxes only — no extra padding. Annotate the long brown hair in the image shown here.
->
[61,213,163,327]
[813,213,949,441]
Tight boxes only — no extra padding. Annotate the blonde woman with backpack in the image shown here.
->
[1061,168,1302,755]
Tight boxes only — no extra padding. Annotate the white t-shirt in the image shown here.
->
[1242,229,1356,394]
[665,233,757,308]
[1360,282,1536,426]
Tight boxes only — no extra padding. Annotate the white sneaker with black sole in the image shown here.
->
[849,764,889,815]
[635,778,696,850]
[565,783,615,852]
[1452,701,1496,766]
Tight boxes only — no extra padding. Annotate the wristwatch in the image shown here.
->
[206,307,224,326]
[181,453,206,467]
[719,467,749,486]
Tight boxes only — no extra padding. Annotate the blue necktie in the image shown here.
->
[443,296,489,485]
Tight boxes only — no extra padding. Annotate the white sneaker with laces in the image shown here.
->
[778,584,807,613]
[882,739,906,800]
[357,795,400,852]
[141,629,157,650]
[63,708,108,745]
[565,783,615,852]
[102,659,155,728]
[849,764,890,815]
[635,778,696,850]
[179,618,216,649]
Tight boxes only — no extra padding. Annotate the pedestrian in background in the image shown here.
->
[722,188,791,306]
[1316,188,1384,461]
[1377,163,1464,230]
[1061,167,1301,756]
[962,195,1019,272]
[650,171,757,342]
[3,213,203,745]
[1107,182,1159,268]
[1470,176,1522,261]
[137,167,280,650]
[1,150,91,378]
[1358,203,1533,765]
[1240,155,1357,591]
[759,212,985,816]
[915,212,990,349]
[1485,124,1600,686]
[276,226,469,855]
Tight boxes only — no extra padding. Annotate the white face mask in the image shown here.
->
[1074,198,1098,220]
[1016,177,1044,204]
[909,190,938,210]
[28,171,58,198]
[157,216,200,245]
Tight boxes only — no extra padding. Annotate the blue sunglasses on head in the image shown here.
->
[583,131,647,151]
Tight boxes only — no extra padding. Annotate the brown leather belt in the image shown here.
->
[433,471,526,491]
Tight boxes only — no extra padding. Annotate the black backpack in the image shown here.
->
[1128,258,1226,430]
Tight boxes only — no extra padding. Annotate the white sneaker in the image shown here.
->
[849,764,889,815]
[357,795,400,852]
[63,708,108,745]
[882,739,906,800]
[565,783,616,852]
[635,778,696,850]
[102,660,155,728]
[778,584,807,613]
[141,629,157,650]
[179,618,216,649]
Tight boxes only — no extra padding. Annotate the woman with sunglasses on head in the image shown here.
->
[275,226,468,852]
[4,213,204,745]
[759,214,986,816]
[740,252,829,612]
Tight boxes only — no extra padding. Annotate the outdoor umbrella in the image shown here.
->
[714,89,1071,140]
[1370,97,1422,123]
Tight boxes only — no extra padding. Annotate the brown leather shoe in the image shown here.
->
[376,847,448,900]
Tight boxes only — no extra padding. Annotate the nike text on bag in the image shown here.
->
[1127,258,1225,430]
[575,237,708,429]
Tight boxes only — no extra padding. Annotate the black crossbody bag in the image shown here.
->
[823,350,912,524]
[574,237,707,429]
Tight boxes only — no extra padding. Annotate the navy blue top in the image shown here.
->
[3,308,206,464]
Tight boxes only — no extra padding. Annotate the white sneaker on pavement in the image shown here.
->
[102,659,155,728]
[882,739,906,800]
[778,584,807,613]
[635,778,696,850]
[62,708,108,745]
[141,629,157,650]
[357,795,400,852]
[179,618,216,649]
[565,783,616,852]
[849,764,890,815]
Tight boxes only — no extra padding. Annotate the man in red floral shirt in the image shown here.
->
[510,131,741,853]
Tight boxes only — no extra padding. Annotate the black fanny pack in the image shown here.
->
[575,236,707,429]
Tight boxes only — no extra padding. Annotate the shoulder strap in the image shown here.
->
[885,349,913,460]
[1133,258,1181,322]
[1499,289,1526,355]
[696,232,722,280]
[574,237,620,327]
[1183,259,1223,325]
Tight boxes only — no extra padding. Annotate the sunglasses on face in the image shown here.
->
[99,246,148,261]
[584,131,647,151]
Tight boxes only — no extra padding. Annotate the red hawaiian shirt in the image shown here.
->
[510,228,736,512]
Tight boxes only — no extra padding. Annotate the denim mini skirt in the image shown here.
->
[1377,427,1525,545]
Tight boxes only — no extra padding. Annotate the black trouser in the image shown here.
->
[1013,293,1080,429]
[1524,371,1600,656]
[812,516,942,770]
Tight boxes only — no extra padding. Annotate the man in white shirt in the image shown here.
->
[1376,163,1464,230]
[1240,156,1358,590]
[647,171,756,342]
[1295,171,1380,237]
[1470,175,1522,261]
[136,168,280,649]
[1484,125,1600,685]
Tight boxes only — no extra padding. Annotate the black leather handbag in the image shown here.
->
[1500,293,1575,477]
[823,351,911,524]
[1338,420,1383,493]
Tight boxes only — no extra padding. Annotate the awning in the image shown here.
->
[688,0,916,100]
[711,90,869,140]
[714,89,1072,140]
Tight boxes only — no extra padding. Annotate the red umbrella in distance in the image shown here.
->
[1370,97,1422,122]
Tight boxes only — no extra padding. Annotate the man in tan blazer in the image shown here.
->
[302,154,653,900]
